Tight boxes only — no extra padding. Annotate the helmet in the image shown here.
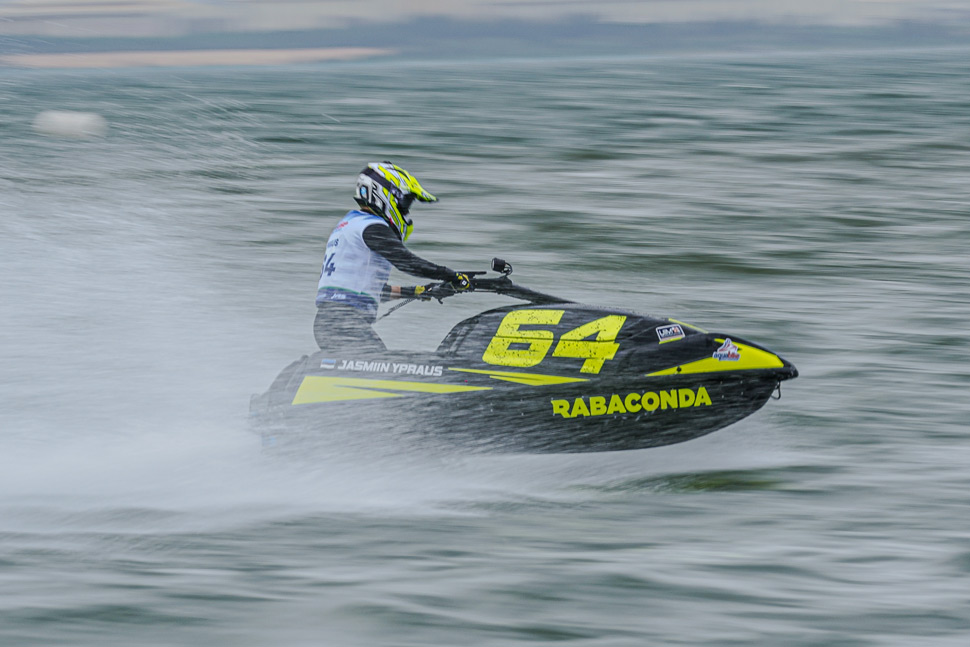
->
[354,162,437,242]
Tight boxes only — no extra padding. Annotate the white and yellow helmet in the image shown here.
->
[354,162,437,242]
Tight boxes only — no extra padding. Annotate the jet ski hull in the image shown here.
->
[250,328,797,453]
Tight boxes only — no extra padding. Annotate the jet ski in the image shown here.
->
[250,259,798,453]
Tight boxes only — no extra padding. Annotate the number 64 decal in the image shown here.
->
[482,310,627,374]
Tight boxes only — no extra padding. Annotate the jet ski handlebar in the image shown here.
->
[378,259,571,320]
[426,258,572,305]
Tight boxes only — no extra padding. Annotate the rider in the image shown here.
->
[314,161,471,351]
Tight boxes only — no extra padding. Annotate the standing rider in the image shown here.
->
[314,161,471,351]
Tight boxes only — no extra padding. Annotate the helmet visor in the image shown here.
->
[398,193,415,216]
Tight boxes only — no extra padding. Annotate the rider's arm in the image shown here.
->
[362,223,456,281]
[380,284,429,301]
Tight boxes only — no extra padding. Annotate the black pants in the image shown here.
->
[313,303,387,353]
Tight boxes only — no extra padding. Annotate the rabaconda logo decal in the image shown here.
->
[550,387,712,419]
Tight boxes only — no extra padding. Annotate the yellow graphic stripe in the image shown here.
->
[292,375,491,405]
[648,339,783,376]
[668,318,708,334]
[448,368,588,386]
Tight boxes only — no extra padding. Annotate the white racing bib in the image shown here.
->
[316,211,392,318]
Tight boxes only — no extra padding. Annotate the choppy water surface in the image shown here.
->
[1,50,969,646]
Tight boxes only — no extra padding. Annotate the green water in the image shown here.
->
[1,50,968,646]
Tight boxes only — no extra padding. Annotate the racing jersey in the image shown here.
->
[316,210,455,321]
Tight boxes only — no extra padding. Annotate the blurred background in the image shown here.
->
[3,0,970,67]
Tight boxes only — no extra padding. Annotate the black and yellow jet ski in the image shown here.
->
[250,259,798,453]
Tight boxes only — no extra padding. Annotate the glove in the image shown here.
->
[450,272,472,292]
[409,284,434,301]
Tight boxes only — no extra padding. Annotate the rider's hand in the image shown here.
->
[411,284,434,301]
[450,272,472,292]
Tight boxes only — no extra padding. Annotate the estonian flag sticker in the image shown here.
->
[321,358,337,369]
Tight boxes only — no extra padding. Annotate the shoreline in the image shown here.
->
[0,47,392,69]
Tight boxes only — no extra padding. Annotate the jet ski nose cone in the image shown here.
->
[780,361,798,380]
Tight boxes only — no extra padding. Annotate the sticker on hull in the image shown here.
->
[656,324,685,343]
[551,386,712,419]
[712,338,741,361]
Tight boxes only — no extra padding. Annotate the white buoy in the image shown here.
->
[32,110,108,138]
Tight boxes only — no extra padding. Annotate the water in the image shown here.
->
[2,49,969,646]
